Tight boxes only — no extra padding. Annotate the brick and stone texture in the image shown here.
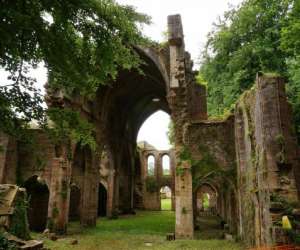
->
[235,75,299,247]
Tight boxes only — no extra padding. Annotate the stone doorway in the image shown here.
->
[69,185,81,221]
[98,183,107,217]
[23,176,49,232]
[160,186,172,211]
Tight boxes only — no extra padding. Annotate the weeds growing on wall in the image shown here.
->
[177,145,236,191]
[8,194,31,240]
[145,177,158,193]
[0,232,16,250]
[270,193,300,244]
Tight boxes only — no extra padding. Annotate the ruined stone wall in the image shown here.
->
[183,116,237,233]
[0,132,18,184]
[138,143,175,211]
[235,75,299,247]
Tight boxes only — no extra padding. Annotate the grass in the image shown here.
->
[32,211,243,250]
[161,198,171,210]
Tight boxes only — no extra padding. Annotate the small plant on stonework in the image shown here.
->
[35,155,47,171]
[176,166,185,177]
[0,233,16,250]
[145,177,158,193]
[52,207,59,218]
[8,195,31,240]
[60,180,69,200]
[181,207,187,214]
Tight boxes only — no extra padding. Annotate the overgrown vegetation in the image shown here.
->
[8,195,31,240]
[0,233,16,250]
[199,0,300,143]
[0,0,150,148]
[145,177,158,193]
[270,193,300,244]
[178,145,236,191]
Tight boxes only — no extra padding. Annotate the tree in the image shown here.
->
[0,0,149,143]
[199,0,300,143]
[281,0,300,143]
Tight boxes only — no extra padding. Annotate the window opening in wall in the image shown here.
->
[147,155,155,176]
[160,186,172,211]
[162,155,170,175]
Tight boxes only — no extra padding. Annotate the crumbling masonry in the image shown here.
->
[0,15,299,247]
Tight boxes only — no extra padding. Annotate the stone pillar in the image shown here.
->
[80,151,99,226]
[175,160,193,238]
[168,14,194,239]
[106,169,115,218]
[47,156,71,234]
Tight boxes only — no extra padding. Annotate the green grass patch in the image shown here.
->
[161,198,171,211]
[33,211,243,250]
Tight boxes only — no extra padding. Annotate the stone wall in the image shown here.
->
[137,142,175,211]
[235,75,299,247]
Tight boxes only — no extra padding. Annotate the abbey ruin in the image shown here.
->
[0,15,299,248]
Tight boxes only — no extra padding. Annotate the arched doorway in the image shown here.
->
[98,183,107,217]
[195,184,217,215]
[23,176,49,231]
[69,185,81,221]
[160,186,172,211]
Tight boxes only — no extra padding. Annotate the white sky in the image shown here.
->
[1,0,244,150]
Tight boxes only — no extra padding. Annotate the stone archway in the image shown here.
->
[23,176,49,232]
[98,183,107,217]
[69,184,81,221]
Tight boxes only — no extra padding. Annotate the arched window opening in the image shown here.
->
[160,186,172,210]
[23,176,49,232]
[147,155,155,176]
[202,193,210,211]
[162,155,170,175]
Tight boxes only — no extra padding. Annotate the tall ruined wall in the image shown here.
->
[137,143,175,211]
[183,116,237,232]
[235,75,299,247]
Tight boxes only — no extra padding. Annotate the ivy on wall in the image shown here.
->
[145,177,158,193]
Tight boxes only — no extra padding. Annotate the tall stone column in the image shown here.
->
[167,14,194,239]
[47,155,71,234]
[80,150,99,226]
[106,169,115,218]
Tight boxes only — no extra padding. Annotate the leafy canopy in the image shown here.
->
[0,0,150,145]
[199,0,300,142]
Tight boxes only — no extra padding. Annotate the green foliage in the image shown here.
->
[177,145,236,190]
[47,108,96,150]
[8,195,31,240]
[0,0,149,141]
[0,233,16,250]
[145,177,158,193]
[200,0,300,143]
[167,121,175,146]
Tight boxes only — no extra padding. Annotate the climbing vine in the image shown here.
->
[145,177,158,193]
